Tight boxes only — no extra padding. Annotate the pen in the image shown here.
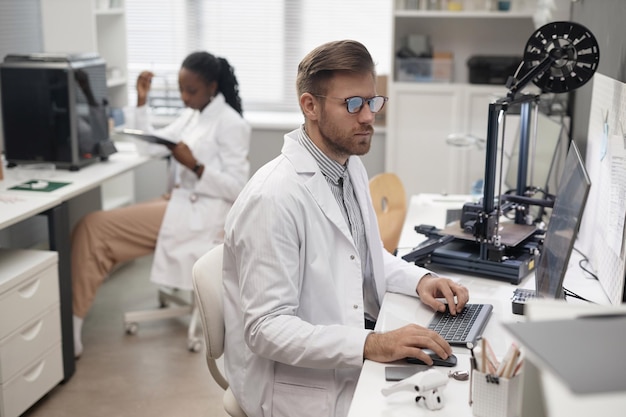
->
[481,338,487,374]
[511,357,524,377]
[483,338,499,374]
[468,357,475,406]
[470,345,477,370]
[503,347,521,378]
[497,343,519,377]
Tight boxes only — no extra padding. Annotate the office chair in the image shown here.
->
[192,244,247,417]
[369,172,407,254]
[123,286,202,352]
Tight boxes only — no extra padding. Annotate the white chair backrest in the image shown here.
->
[192,243,227,390]
[193,244,247,417]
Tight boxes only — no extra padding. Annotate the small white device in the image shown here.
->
[381,368,449,410]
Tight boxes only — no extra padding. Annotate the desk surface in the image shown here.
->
[0,147,150,229]
[0,145,153,382]
[347,193,613,417]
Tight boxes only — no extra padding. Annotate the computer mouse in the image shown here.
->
[406,349,457,367]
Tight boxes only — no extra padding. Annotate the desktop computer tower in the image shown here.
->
[0,53,116,170]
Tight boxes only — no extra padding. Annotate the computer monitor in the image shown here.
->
[534,140,591,298]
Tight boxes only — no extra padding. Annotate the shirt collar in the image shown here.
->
[297,125,347,185]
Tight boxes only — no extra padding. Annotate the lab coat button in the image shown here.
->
[350,255,355,260]
[189,193,198,202]
[353,304,359,310]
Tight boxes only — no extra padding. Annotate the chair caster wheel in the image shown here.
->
[188,339,202,353]
[125,322,138,335]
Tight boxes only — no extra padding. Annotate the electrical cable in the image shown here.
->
[572,246,599,280]
[563,286,597,304]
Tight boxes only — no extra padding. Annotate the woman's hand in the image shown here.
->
[170,142,203,177]
[416,275,469,316]
[136,71,154,107]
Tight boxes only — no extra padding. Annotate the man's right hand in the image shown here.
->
[363,324,452,366]
[136,71,154,107]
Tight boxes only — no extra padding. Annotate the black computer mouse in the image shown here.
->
[406,349,457,367]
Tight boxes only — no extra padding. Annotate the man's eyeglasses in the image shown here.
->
[314,95,388,114]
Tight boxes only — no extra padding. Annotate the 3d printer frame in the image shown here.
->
[403,21,600,283]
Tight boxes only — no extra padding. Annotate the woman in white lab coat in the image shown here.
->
[71,52,250,357]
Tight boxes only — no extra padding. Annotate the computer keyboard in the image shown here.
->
[427,303,493,349]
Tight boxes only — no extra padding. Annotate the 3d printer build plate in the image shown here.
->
[441,222,537,248]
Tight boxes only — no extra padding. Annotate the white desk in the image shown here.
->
[0,147,152,381]
[347,193,612,417]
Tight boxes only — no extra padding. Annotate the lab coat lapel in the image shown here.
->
[281,133,355,245]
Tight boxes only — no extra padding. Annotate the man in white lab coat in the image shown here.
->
[222,40,469,417]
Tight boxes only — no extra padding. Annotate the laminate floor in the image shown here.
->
[22,255,228,417]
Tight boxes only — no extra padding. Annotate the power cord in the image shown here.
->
[560,246,598,304]
[563,287,597,304]
[572,246,599,281]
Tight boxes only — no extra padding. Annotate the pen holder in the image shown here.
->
[471,370,522,417]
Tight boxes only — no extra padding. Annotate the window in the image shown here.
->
[126,0,391,114]
[0,1,42,59]
[0,0,43,151]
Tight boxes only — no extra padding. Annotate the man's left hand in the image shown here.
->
[416,275,469,315]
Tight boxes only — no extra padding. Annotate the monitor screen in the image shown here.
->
[535,140,591,298]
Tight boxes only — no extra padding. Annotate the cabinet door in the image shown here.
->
[387,85,462,195]
[461,86,507,194]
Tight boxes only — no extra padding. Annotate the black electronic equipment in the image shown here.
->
[0,53,117,170]
[511,140,591,314]
[467,55,522,85]
[406,22,600,283]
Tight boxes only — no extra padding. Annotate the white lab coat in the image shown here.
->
[133,93,250,290]
[223,128,435,417]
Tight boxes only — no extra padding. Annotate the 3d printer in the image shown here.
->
[0,53,117,170]
[403,21,600,284]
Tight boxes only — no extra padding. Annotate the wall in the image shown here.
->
[249,123,386,178]
[0,119,386,249]
[570,0,626,158]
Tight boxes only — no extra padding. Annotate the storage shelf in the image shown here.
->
[394,10,534,18]
[107,76,127,88]
[95,7,124,16]
[392,81,506,89]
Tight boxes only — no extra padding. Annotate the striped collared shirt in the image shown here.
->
[297,126,379,321]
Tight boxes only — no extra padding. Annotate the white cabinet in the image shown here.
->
[0,249,62,417]
[41,0,128,109]
[387,83,506,195]
[386,1,560,196]
[41,0,137,209]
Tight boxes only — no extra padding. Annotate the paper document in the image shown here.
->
[120,129,177,146]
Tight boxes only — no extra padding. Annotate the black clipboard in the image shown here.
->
[120,128,176,146]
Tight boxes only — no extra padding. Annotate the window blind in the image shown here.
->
[125,0,392,113]
[0,0,43,151]
[0,0,43,59]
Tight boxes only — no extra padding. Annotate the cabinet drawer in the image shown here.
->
[0,343,63,417]
[0,305,61,383]
[0,265,59,339]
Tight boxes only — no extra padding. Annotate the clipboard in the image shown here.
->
[120,128,177,146]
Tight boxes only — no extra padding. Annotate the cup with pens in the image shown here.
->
[469,337,523,417]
